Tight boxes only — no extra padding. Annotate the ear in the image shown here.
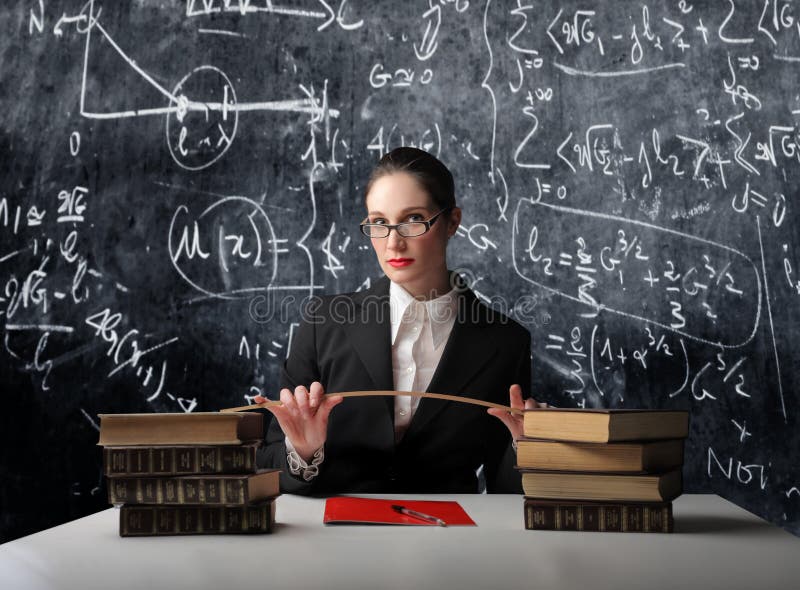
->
[447,206,462,237]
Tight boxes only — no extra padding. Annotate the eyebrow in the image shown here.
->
[367,206,429,216]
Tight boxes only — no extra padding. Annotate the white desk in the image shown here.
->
[0,494,796,590]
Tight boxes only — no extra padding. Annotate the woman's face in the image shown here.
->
[364,172,460,295]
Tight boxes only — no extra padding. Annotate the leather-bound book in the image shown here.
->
[119,499,277,536]
[524,499,673,533]
[103,441,260,476]
[108,469,280,506]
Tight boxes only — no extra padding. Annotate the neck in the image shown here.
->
[397,268,453,300]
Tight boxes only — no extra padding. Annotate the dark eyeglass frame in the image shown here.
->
[359,207,452,238]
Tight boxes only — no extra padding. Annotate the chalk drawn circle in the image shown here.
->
[168,197,278,300]
[166,65,238,171]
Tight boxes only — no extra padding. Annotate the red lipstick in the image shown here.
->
[387,258,415,268]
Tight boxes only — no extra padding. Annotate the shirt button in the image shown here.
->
[406,367,413,374]
[399,410,407,416]
[412,326,419,332]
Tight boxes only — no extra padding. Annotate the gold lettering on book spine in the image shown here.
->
[110,450,125,473]
[164,480,177,502]
[224,480,244,504]
[562,507,574,529]
[199,449,214,472]
[177,449,191,472]
[112,479,127,502]
[232,448,245,469]
[157,509,173,534]
[207,480,219,502]
[604,507,621,531]
[185,480,199,503]
[155,448,169,473]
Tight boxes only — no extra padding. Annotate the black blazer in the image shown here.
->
[258,272,531,494]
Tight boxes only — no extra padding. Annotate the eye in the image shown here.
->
[406,213,425,221]
[371,218,386,224]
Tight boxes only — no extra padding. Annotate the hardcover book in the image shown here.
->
[97,412,264,446]
[119,499,277,536]
[516,439,684,472]
[519,469,683,502]
[107,469,280,506]
[524,499,673,533]
[523,408,689,443]
[103,441,260,476]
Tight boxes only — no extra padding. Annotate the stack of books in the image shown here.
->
[98,412,280,536]
[517,408,689,533]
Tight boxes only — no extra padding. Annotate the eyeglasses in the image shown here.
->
[360,208,452,238]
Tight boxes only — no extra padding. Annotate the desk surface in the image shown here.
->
[0,494,797,590]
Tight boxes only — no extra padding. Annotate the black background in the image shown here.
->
[1,0,798,542]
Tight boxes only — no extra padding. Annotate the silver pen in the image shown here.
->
[391,504,448,527]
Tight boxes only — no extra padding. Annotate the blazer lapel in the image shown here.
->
[403,281,499,439]
[341,276,395,416]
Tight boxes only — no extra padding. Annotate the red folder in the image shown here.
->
[323,497,476,526]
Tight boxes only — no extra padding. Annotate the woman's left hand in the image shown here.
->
[487,383,547,442]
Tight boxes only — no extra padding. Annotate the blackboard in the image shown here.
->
[1,0,798,541]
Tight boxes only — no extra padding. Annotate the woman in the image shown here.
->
[256,147,540,494]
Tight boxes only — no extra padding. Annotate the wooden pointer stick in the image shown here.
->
[220,390,524,415]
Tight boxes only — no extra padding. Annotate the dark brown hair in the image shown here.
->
[364,147,456,211]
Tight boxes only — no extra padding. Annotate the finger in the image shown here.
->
[294,385,311,417]
[280,388,299,417]
[524,398,537,410]
[308,381,324,409]
[508,384,524,409]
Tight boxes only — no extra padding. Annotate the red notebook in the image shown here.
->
[323,497,476,526]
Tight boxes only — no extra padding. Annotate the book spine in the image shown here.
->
[119,502,276,536]
[108,476,248,505]
[524,501,673,533]
[103,445,257,476]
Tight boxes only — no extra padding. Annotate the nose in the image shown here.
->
[386,227,406,251]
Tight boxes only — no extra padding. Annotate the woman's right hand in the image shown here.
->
[255,381,343,462]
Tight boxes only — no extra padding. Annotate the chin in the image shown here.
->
[384,265,416,283]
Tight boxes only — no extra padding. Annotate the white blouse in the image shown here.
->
[389,280,457,441]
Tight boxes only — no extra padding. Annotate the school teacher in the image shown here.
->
[256,147,543,493]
